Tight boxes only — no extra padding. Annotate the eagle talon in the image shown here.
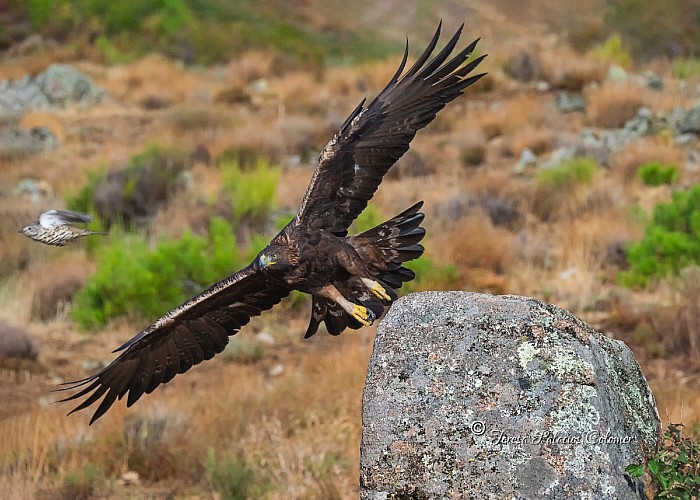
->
[370,283,392,302]
[352,304,374,326]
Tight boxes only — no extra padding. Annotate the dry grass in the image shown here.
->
[609,138,683,182]
[0,322,371,498]
[432,211,515,282]
[539,46,605,91]
[586,82,647,129]
[1,20,699,498]
[511,127,554,156]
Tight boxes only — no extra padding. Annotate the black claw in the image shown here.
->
[366,307,377,325]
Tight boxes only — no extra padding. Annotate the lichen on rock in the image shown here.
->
[360,292,660,499]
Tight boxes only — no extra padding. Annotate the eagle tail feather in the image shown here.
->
[304,202,426,338]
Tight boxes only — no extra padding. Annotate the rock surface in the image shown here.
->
[361,292,660,499]
[0,64,104,117]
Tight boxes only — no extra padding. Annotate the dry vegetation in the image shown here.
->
[2,3,700,498]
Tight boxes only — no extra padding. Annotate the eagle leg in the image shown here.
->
[315,284,376,327]
[360,277,392,303]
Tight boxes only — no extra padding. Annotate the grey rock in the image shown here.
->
[554,92,586,113]
[607,65,628,82]
[514,148,537,173]
[36,64,104,107]
[361,292,659,499]
[540,146,575,170]
[0,126,58,158]
[643,71,663,91]
[675,133,698,146]
[0,319,38,360]
[623,107,654,136]
[678,106,700,134]
[0,64,104,117]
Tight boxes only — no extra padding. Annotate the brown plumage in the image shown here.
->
[57,22,486,424]
[20,209,107,246]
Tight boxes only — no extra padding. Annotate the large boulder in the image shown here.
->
[361,292,660,499]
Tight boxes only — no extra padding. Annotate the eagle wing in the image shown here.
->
[295,22,486,235]
[39,209,93,229]
[57,264,289,424]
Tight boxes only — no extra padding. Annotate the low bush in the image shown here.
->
[621,185,700,287]
[589,34,633,68]
[537,157,597,190]
[402,256,460,294]
[71,217,250,329]
[67,145,189,228]
[638,162,680,186]
[205,448,265,500]
[220,158,281,231]
[673,58,700,79]
[60,463,104,500]
[626,423,700,499]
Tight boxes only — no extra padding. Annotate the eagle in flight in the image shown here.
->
[58,22,486,424]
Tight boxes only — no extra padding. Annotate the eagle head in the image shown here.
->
[257,242,298,272]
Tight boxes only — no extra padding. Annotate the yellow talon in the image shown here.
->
[371,283,392,302]
[352,305,372,326]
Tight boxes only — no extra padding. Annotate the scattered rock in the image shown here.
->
[554,92,586,113]
[0,320,38,361]
[623,107,654,136]
[14,178,54,201]
[540,146,576,170]
[361,292,660,499]
[514,148,537,172]
[678,106,700,134]
[0,64,104,118]
[0,126,58,159]
[642,71,663,91]
[36,64,104,107]
[606,65,628,82]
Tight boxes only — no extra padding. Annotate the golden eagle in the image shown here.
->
[58,22,486,424]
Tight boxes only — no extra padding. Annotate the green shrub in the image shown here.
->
[590,34,633,68]
[222,339,265,364]
[673,58,700,79]
[626,423,700,499]
[205,448,265,500]
[537,157,597,189]
[606,0,700,59]
[403,256,460,293]
[71,217,247,329]
[61,463,104,499]
[221,158,281,228]
[638,162,680,186]
[350,204,382,235]
[18,0,401,66]
[621,185,700,287]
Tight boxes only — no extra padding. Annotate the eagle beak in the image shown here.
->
[258,254,276,269]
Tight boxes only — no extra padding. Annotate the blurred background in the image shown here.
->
[1,0,699,498]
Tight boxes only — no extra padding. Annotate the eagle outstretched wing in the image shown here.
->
[295,22,486,235]
[56,265,289,424]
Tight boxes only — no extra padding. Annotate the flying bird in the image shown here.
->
[20,209,107,246]
[58,22,487,424]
